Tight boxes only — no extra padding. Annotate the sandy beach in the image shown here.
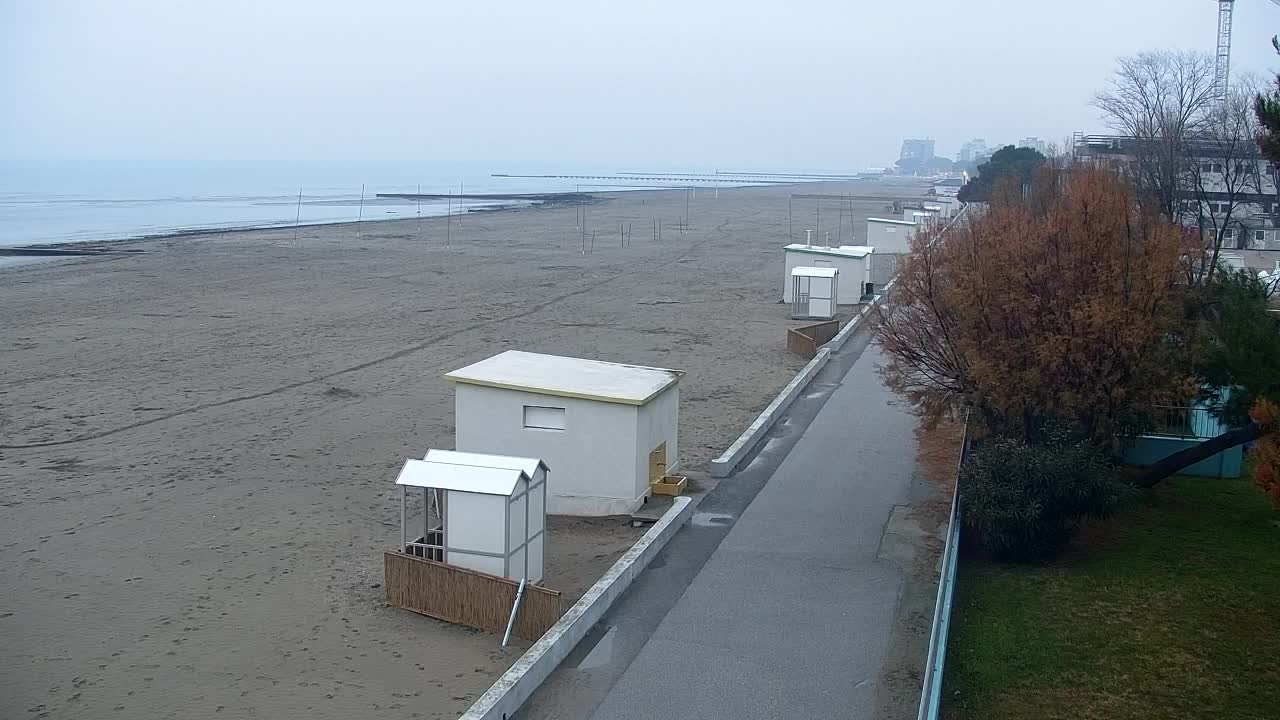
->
[0,179,925,719]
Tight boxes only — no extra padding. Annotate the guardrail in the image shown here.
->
[916,420,971,720]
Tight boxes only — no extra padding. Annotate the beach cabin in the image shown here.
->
[446,351,682,516]
[903,205,942,225]
[865,218,917,254]
[782,243,874,304]
[394,450,548,582]
[790,267,839,320]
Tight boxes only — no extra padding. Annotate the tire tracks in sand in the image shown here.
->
[1,216,750,450]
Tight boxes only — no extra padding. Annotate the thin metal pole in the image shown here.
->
[416,183,422,234]
[293,187,303,243]
[458,182,464,226]
[446,190,452,248]
[788,195,793,243]
[502,578,528,647]
[400,487,408,551]
[815,197,820,237]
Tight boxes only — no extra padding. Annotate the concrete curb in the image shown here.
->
[708,282,894,480]
[708,347,832,478]
[458,496,695,720]
[822,289,886,353]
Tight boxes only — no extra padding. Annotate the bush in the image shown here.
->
[961,430,1129,562]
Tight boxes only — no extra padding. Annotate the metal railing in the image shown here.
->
[1147,405,1224,439]
[917,420,971,720]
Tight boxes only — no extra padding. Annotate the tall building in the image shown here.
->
[899,138,936,162]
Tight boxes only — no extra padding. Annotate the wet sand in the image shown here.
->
[0,180,925,719]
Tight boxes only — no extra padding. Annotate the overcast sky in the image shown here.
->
[3,0,1280,172]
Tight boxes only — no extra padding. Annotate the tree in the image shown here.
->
[1180,81,1266,286]
[1254,38,1280,162]
[1094,52,1268,287]
[1135,270,1280,486]
[1092,50,1217,220]
[876,165,1193,448]
[955,145,1046,203]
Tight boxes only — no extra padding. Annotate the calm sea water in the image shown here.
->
[0,161,636,249]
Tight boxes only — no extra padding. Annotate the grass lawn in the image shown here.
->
[942,475,1280,720]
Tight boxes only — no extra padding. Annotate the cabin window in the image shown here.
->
[523,406,566,431]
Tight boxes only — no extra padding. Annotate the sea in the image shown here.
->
[0,161,647,246]
[0,160,773,269]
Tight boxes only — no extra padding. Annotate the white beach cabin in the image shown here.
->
[902,205,941,226]
[394,450,548,582]
[781,243,874,305]
[446,351,682,516]
[790,267,839,320]
[865,218,917,254]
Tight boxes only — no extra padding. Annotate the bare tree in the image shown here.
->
[1092,50,1217,219]
[1182,80,1266,285]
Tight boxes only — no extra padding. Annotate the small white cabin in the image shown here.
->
[395,450,548,582]
[865,218,917,254]
[447,351,682,517]
[903,206,941,225]
[790,267,839,320]
[782,243,873,305]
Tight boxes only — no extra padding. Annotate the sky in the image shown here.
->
[3,0,1280,174]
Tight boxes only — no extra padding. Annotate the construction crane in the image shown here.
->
[1215,0,1280,102]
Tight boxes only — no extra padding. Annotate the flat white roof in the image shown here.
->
[445,350,683,406]
[783,243,873,258]
[867,217,917,226]
[791,266,839,278]
[424,449,549,478]
[395,458,526,496]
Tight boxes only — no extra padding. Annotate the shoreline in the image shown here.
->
[1,182,783,257]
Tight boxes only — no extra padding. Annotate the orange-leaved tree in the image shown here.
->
[875,164,1196,448]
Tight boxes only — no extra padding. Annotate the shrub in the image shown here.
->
[960,429,1129,562]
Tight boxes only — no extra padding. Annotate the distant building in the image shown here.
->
[1074,133,1280,250]
[958,138,988,164]
[899,138,936,162]
[1019,137,1049,155]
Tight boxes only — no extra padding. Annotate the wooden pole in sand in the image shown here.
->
[788,195,793,243]
[356,183,365,238]
[293,187,303,243]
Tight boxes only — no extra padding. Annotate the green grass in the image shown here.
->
[942,476,1280,720]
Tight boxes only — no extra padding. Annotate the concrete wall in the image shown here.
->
[866,220,914,254]
[783,250,870,304]
[455,384,644,516]
[1123,436,1243,478]
[634,385,680,489]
